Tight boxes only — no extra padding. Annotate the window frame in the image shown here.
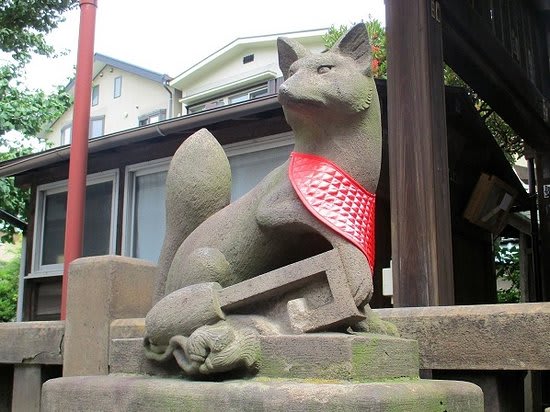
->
[122,158,171,260]
[228,85,269,105]
[138,109,167,126]
[90,115,105,139]
[223,131,294,157]
[186,83,269,115]
[60,124,72,145]
[92,84,99,106]
[30,169,119,278]
[114,76,122,98]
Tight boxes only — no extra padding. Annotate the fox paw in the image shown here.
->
[171,320,260,376]
[351,306,399,337]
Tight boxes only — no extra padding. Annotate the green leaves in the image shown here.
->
[0,0,77,65]
[322,18,387,79]
[494,239,521,303]
[0,0,75,243]
[0,244,20,322]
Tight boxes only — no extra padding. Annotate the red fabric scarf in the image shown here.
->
[289,152,376,273]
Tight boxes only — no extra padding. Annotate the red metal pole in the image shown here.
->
[60,0,98,320]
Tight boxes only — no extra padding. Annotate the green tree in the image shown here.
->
[0,245,20,321]
[494,238,521,303]
[324,20,522,162]
[0,0,76,242]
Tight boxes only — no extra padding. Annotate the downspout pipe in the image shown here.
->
[60,0,98,320]
[162,77,174,118]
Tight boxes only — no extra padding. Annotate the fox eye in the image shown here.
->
[287,68,295,77]
[317,65,333,74]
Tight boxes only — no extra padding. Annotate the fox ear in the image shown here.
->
[278,37,310,80]
[333,23,372,76]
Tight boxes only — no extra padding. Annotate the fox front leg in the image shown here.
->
[333,241,374,308]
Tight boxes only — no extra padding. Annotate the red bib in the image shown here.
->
[289,152,376,273]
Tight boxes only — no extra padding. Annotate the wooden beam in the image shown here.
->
[385,0,455,306]
[441,0,550,150]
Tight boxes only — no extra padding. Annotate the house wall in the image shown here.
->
[46,68,174,146]
[177,37,326,112]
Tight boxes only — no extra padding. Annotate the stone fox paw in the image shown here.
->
[146,321,261,376]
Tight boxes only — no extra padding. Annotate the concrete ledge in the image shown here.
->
[0,321,64,365]
[376,302,550,370]
[42,375,483,412]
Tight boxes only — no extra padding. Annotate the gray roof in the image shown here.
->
[66,53,172,89]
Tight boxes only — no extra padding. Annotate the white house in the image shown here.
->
[170,29,327,115]
[44,53,181,146]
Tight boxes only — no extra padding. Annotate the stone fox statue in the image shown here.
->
[145,23,392,376]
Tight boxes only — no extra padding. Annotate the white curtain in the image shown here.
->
[133,171,167,262]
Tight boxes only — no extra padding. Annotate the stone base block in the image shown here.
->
[42,375,483,412]
[257,333,419,381]
[110,330,419,381]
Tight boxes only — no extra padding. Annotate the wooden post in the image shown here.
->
[385,0,454,306]
[535,152,550,301]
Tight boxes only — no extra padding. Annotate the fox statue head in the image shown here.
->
[276,23,381,193]
[277,24,376,124]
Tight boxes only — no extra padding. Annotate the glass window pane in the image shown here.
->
[90,118,104,138]
[229,93,248,104]
[132,171,167,262]
[61,126,72,145]
[41,181,113,266]
[83,181,113,256]
[114,76,122,98]
[42,192,67,265]
[250,87,268,99]
[229,144,293,201]
[92,85,99,106]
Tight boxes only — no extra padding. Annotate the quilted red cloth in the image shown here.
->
[289,152,376,273]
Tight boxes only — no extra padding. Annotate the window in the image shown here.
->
[188,99,225,115]
[228,86,269,104]
[122,133,294,264]
[92,85,99,106]
[61,125,72,145]
[124,159,169,263]
[243,54,254,64]
[114,76,122,98]
[90,116,105,138]
[32,171,118,275]
[139,110,166,126]
[225,133,294,201]
[187,85,269,115]
[59,117,105,144]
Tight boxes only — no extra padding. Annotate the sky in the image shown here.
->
[24,0,386,92]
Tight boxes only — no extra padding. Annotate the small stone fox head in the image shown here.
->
[277,23,376,127]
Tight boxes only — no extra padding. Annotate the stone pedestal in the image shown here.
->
[42,375,483,411]
[42,333,483,411]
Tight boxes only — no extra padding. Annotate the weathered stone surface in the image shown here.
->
[257,333,419,381]
[63,256,155,377]
[41,375,484,412]
[12,364,41,412]
[112,327,418,381]
[376,302,550,370]
[0,321,63,364]
[146,24,383,377]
